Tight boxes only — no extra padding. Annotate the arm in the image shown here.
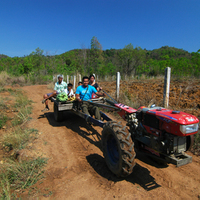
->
[76,93,82,102]
[96,91,106,97]
[92,86,105,97]
[75,87,81,102]
[96,83,102,92]
[69,89,74,97]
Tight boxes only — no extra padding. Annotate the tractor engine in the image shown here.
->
[129,106,199,156]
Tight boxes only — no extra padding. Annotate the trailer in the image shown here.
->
[50,97,118,126]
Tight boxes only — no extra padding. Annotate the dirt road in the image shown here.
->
[21,85,200,199]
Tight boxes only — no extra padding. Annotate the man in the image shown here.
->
[42,74,67,111]
[78,81,82,86]
[75,76,105,120]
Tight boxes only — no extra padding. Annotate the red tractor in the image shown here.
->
[51,93,199,177]
[101,94,199,177]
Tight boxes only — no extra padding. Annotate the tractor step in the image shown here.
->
[165,153,192,167]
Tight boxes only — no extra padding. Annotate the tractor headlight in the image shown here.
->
[180,123,199,134]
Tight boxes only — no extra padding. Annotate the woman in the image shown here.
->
[89,74,102,91]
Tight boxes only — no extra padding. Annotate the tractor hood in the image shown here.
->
[145,107,199,125]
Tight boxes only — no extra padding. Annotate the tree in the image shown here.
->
[30,47,44,56]
[89,36,104,72]
[91,36,102,50]
[118,44,145,76]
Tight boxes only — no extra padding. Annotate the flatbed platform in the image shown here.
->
[49,96,113,125]
[50,97,105,111]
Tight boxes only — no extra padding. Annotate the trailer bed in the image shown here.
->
[50,97,105,111]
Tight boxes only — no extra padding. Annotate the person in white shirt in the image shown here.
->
[64,83,74,97]
[42,74,67,111]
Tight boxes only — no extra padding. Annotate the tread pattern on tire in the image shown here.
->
[102,121,136,177]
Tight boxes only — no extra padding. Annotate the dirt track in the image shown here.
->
[21,84,200,199]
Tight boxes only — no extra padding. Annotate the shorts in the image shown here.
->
[47,91,59,97]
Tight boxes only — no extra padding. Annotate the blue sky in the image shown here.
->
[0,0,199,57]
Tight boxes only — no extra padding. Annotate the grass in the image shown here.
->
[0,97,9,110]
[12,107,32,126]
[0,71,26,87]
[0,85,47,199]
[0,157,47,199]
[14,93,33,108]
[0,71,9,86]
[0,115,8,129]
[1,127,38,152]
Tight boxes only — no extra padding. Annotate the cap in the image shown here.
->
[58,74,64,78]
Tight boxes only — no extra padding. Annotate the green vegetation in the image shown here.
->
[0,115,8,129]
[2,127,38,151]
[0,87,46,199]
[0,157,47,199]
[0,37,200,84]
[12,93,33,126]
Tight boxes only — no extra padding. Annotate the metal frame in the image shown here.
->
[50,97,113,127]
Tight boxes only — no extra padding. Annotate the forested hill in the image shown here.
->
[0,42,200,81]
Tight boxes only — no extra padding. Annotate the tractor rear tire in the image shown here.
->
[102,121,136,177]
[54,103,64,122]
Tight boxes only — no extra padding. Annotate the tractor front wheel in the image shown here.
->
[102,121,136,177]
[186,135,194,151]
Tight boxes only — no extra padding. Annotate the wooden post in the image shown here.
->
[79,74,81,82]
[67,75,69,84]
[97,75,98,81]
[116,72,120,101]
[163,67,171,108]
[73,75,76,90]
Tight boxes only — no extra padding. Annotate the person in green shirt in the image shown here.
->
[41,75,67,112]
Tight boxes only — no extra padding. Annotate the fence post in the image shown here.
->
[163,67,171,108]
[116,72,120,101]
[67,75,69,84]
[73,76,76,90]
[79,74,81,82]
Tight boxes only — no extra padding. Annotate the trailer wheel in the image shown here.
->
[186,135,194,151]
[102,121,136,177]
[54,103,64,122]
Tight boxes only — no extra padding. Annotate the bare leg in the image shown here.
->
[43,94,49,106]
[42,91,57,106]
